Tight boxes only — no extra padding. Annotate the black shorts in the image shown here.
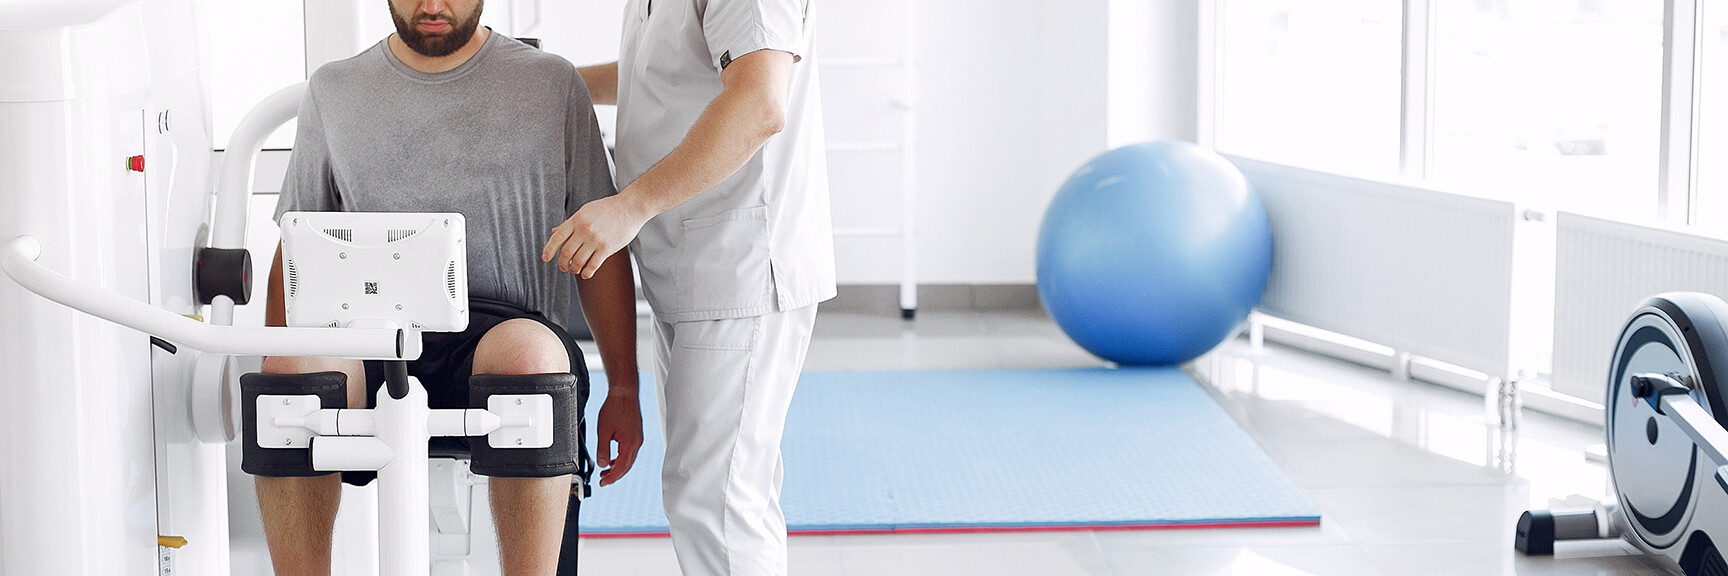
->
[343,297,591,485]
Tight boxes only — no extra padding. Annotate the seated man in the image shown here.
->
[255,1,644,575]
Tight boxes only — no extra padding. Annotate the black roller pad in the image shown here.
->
[241,372,347,477]
[195,247,252,305]
[1516,510,1556,556]
[469,373,580,478]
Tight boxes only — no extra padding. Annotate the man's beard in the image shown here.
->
[391,0,483,58]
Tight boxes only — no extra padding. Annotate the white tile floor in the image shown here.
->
[577,307,1680,575]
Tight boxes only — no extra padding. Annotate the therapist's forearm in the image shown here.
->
[576,62,618,106]
[616,52,791,220]
[618,95,776,217]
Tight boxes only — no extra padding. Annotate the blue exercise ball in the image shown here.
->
[1036,140,1272,366]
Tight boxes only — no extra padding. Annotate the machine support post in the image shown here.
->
[375,368,432,576]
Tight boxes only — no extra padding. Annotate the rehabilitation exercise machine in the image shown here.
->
[1517,292,1728,575]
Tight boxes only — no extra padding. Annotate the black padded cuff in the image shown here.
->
[469,373,580,478]
[241,372,347,477]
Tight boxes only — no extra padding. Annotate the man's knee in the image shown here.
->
[248,359,354,477]
[469,372,582,478]
[473,318,570,375]
[262,355,356,375]
[261,356,366,408]
[240,370,348,477]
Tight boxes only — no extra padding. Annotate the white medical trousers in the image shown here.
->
[653,304,818,576]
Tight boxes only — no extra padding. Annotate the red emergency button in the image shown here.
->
[127,155,144,172]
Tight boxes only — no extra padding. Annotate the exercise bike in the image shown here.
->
[1518,292,1728,575]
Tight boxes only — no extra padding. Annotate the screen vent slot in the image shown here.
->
[446,261,459,299]
[285,259,299,299]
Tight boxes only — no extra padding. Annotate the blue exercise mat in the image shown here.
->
[579,367,1319,536]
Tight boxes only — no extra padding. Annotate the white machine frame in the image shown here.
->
[7,210,560,576]
[0,3,562,575]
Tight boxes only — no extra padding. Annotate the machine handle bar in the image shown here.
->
[2,235,418,360]
[1632,372,1728,494]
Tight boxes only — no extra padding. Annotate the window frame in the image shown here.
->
[1202,0,1704,228]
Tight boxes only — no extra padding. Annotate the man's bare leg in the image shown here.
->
[255,475,341,576]
[474,318,575,576]
[490,476,573,575]
[255,355,367,576]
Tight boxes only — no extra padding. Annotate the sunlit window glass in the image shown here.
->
[1216,0,1403,179]
[1693,2,1728,235]
[1430,0,1662,216]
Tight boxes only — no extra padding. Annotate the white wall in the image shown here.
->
[909,0,1109,285]
[1109,0,1200,148]
[214,0,1202,286]
[209,0,303,149]
[823,0,1207,285]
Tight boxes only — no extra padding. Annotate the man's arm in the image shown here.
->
[266,244,287,327]
[576,62,618,106]
[575,246,642,486]
[543,49,795,278]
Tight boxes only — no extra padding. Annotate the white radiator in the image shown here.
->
[1228,156,1518,382]
[1551,212,1728,405]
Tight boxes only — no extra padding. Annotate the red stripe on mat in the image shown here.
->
[579,519,1322,539]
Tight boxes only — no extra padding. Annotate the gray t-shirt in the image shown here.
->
[276,32,614,331]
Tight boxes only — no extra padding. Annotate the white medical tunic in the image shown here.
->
[615,0,836,323]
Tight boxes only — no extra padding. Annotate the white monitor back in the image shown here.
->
[279,212,468,332]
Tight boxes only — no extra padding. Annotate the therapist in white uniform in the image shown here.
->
[543,0,834,574]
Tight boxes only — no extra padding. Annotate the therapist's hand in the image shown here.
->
[543,194,650,279]
[594,393,643,486]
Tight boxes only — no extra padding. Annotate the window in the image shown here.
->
[1215,0,1404,180]
[1429,0,1663,216]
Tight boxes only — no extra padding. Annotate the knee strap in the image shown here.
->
[241,372,347,477]
[469,373,581,478]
